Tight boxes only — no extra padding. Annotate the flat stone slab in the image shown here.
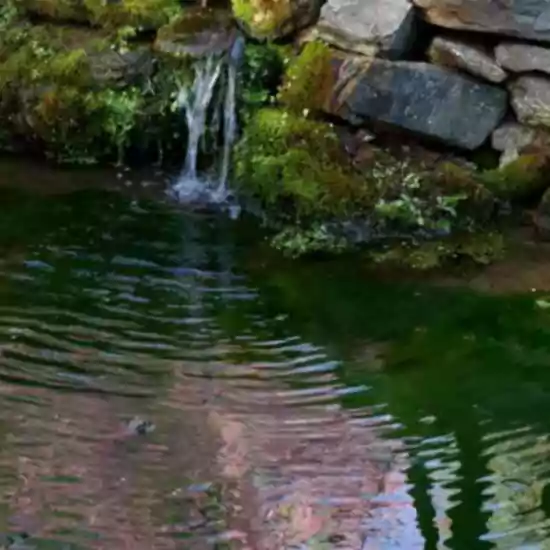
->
[429,36,507,83]
[414,0,550,43]
[496,42,550,75]
[333,59,508,149]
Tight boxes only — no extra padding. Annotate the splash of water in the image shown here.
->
[171,38,243,208]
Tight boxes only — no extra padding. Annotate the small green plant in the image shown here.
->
[272,224,349,258]
[240,42,289,118]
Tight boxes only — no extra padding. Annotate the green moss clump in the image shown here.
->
[86,0,181,29]
[480,154,550,200]
[231,0,292,39]
[278,41,335,114]
[235,108,371,219]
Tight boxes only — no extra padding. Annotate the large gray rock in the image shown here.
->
[414,0,550,43]
[311,0,416,58]
[333,60,507,149]
[429,36,507,83]
[509,75,550,128]
[496,42,550,75]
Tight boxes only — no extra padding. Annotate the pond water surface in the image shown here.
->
[2,161,550,549]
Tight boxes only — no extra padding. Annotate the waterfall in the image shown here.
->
[215,59,237,201]
[170,37,243,206]
[180,55,223,182]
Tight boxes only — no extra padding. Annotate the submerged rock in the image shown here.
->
[126,417,156,436]
[310,0,417,58]
[496,42,550,76]
[509,75,550,128]
[337,59,507,149]
[414,0,550,43]
[231,0,322,40]
[428,36,507,84]
[155,8,237,58]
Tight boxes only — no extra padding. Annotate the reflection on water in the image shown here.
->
[1,171,550,548]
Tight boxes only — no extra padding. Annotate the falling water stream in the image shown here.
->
[170,40,240,205]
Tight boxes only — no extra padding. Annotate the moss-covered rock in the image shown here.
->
[155,7,236,58]
[480,153,550,201]
[21,0,88,23]
[0,17,191,165]
[235,107,372,219]
[231,0,321,40]
[235,107,499,263]
[22,0,182,29]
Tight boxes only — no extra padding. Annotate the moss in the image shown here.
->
[235,108,371,219]
[21,0,88,23]
[235,108,499,259]
[480,154,550,200]
[0,21,188,165]
[86,0,181,29]
[22,0,181,29]
[278,41,335,114]
[369,232,505,270]
[231,0,293,39]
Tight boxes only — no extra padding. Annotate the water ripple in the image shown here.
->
[1,186,550,548]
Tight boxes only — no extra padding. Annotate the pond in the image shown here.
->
[1,159,550,549]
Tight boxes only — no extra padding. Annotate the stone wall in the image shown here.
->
[234,0,550,167]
